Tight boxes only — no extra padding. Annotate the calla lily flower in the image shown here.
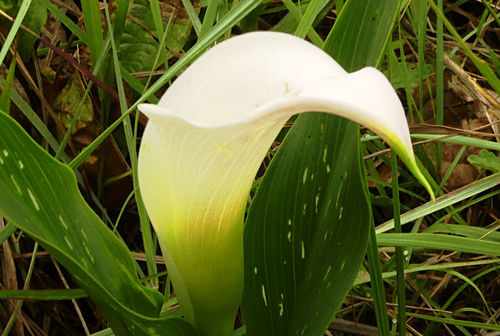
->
[138,32,432,336]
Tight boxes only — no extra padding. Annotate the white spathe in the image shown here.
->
[138,32,431,336]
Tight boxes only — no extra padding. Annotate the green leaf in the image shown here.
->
[468,149,500,173]
[17,0,47,61]
[243,1,400,335]
[244,119,369,336]
[323,0,399,70]
[0,112,196,335]
[118,0,193,73]
[0,0,19,11]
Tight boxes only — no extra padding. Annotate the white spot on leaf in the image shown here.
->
[64,236,73,250]
[27,188,40,211]
[2,150,8,157]
[323,266,332,281]
[58,215,69,230]
[10,175,22,194]
[287,231,292,242]
[302,168,308,184]
[84,246,94,263]
[18,160,24,169]
[261,284,268,306]
[301,241,305,259]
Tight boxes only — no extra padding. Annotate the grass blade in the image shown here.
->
[377,233,500,256]
[0,0,32,67]
[391,151,406,336]
[377,172,500,233]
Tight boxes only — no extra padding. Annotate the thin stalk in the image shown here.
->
[103,1,158,285]
[436,0,444,171]
[366,221,390,335]
[391,150,406,336]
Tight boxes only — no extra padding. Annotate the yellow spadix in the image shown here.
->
[138,32,432,336]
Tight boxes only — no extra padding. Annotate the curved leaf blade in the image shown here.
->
[243,0,401,335]
[0,111,195,335]
[244,117,369,336]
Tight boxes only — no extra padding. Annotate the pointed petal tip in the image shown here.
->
[402,152,435,200]
[415,168,436,200]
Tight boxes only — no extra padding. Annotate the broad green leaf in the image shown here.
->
[118,0,193,73]
[243,1,401,335]
[468,149,500,173]
[0,112,196,335]
[323,0,399,71]
[244,119,369,336]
